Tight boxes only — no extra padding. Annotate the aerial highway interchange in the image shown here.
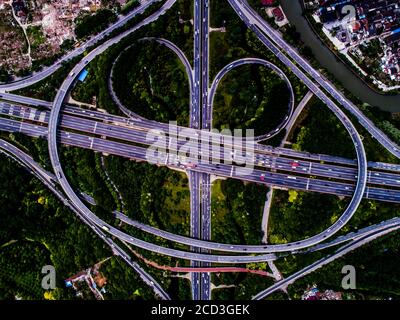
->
[1,0,400,301]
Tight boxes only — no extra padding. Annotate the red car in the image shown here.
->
[291,161,299,169]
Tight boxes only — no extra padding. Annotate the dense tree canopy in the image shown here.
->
[75,9,117,39]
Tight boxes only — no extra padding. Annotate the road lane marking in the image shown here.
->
[39,112,46,123]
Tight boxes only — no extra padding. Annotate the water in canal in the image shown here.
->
[280,0,400,112]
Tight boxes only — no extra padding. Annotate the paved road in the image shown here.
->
[3,135,399,260]
[5,98,400,191]
[191,0,207,301]
[5,135,400,304]
[281,91,313,144]
[200,172,211,300]
[199,0,212,301]
[114,205,400,255]
[0,92,53,108]
[1,107,400,202]
[1,103,400,198]
[3,91,400,173]
[43,0,281,265]
[227,1,400,296]
[0,4,373,259]
[189,171,202,300]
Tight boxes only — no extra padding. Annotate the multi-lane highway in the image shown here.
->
[191,0,209,300]
[227,2,374,265]
[115,209,400,255]
[3,101,400,197]
[189,170,202,299]
[5,125,400,304]
[199,0,212,301]
[2,91,400,173]
[5,114,400,205]
[3,102,400,202]
[42,0,282,265]
[190,0,201,300]
[0,0,400,301]
[228,1,368,216]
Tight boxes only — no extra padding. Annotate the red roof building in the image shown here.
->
[272,7,284,22]
[261,0,274,6]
